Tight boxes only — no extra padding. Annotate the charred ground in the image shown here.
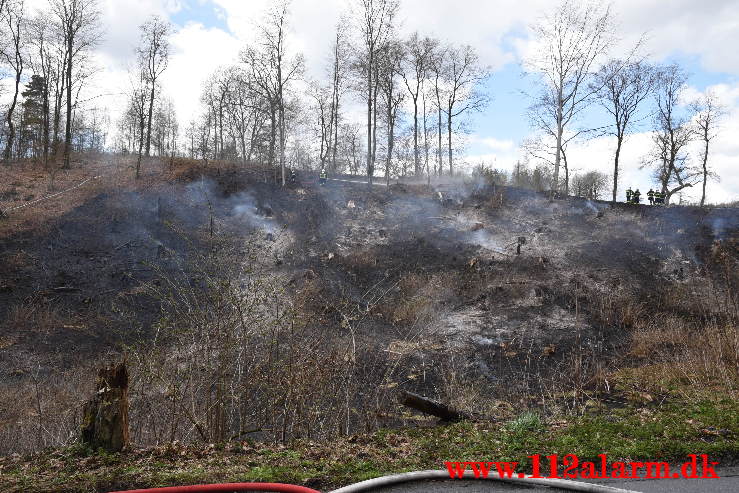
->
[1,159,737,457]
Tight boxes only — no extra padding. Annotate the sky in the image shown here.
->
[19,0,739,204]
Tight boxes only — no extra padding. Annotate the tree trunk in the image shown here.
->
[247,111,259,165]
[81,361,130,452]
[386,90,394,186]
[700,138,709,207]
[277,35,286,186]
[63,35,73,169]
[219,98,225,160]
[367,51,373,185]
[412,96,419,176]
[331,33,340,173]
[612,134,623,203]
[568,145,570,197]
[136,110,145,179]
[268,106,276,168]
[3,67,21,161]
[240,132,247,167]
[145,82,155,156]
[552,89,564,197]
[52,76,63,159]
[447,110,453,176]
[332,99,339,173]
[423,91,429,185]
[436,102,442,177]
[279,103,286,186]
[371,64,379,185]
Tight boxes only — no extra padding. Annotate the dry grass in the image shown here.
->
[384,273,444,325]
[0,154,228,237]
[627,317,738,398]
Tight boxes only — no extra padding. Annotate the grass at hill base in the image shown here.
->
[1,393,736,493]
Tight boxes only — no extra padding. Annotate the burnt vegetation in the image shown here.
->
[0,157,737,456]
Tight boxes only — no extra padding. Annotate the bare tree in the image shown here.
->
[429,44,447,177]
[399,32,435,177]
[310,81,333,167]
[520,136,569,192]
[260,0,303,186]
[571,170,609,199]
[354,0,398,185]
[222,66,262,167]
[129,67,148,179]
[645,64,699,204]
[690,91,725,206]
[137,16,170,158]
[49,0,101,169]
[378,39,404,185]
[526,0,615,194]
[327,22,349,174]
[27,12,56,167]
[442,44,489,176]
[241,44,282,174]
[48,12,68,161]
[1,0,25,162]
[593,60,654,202]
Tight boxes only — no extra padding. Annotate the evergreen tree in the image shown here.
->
[21,75,48,158]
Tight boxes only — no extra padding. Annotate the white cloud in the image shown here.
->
[614,0,739,74]
[469,135,516,152]
[97,0,182,67]
[160,22,242,123]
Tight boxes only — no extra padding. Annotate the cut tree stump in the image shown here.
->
[81,361,129,452]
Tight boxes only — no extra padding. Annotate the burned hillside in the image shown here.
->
[0,162,737,454]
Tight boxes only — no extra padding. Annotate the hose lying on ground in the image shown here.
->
[108,470,645,493]
[108,483,321,493]
[328,469,642,493]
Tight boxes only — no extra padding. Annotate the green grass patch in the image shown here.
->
[2,398,736,493]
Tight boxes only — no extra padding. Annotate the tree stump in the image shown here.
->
[81,361,129,452]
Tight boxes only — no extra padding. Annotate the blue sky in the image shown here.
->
[171,1,229,32]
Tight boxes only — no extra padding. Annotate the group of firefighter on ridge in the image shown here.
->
[288,168,328,185]
[295,169,667,205]
[626,188,665,205]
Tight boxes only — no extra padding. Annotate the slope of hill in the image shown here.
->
[0,158,736,491]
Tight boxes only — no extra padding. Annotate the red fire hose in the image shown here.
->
[108,483,320,493]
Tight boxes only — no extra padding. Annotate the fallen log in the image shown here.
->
[398,390,468,422]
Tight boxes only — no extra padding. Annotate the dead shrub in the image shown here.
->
[125,241,404,447]
[0,361,95,455]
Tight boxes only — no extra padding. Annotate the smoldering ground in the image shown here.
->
[0,166,736,453]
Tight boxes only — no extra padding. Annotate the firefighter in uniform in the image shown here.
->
[632,189,641,204]
[655,190,664,205]
[626,187,633,203]
[647,189,655,205]
[319,168,327,185]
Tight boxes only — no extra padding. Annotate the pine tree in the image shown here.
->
[21,75,48,159]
